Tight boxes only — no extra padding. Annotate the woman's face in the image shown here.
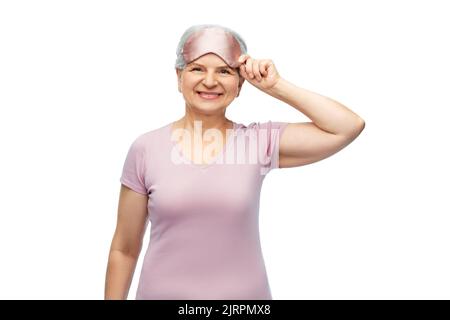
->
[176,53,244,113]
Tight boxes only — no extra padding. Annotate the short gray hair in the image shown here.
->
[175,24,248,70]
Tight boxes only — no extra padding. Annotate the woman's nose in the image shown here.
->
[202,71,218,86]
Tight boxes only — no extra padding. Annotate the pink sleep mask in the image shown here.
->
[182,27,243,69]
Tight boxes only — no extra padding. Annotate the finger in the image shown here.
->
[238,53,250,63]
[238,54,250,65]
[239,64,249,79]
[267,60,275,76]
[245,58,254,79]
[260,60,270,76]
[238,54,249,62]
[252,59,262,81]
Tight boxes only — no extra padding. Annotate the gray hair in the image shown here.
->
[174,24,248,70]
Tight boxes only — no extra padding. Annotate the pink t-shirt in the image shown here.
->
[120,120,288,300]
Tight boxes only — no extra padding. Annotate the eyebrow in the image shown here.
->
[190,62,231,69]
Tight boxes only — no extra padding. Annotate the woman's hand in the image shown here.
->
[238,54,281,93]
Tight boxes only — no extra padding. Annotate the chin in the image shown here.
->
[190,104,228,113]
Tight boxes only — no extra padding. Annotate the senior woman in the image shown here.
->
[105,24,365,300]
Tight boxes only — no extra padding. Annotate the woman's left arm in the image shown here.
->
[238,54,365,168]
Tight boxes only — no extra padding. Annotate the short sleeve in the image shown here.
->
[120,137,148,195]
[256,121,289,174]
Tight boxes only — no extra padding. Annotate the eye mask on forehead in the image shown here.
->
[182,27,243,69]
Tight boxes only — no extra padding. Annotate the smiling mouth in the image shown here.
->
[197,91,223,99]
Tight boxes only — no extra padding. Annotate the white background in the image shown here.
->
[1,0,449,299]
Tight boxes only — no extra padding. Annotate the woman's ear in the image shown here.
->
[176,68,182,93]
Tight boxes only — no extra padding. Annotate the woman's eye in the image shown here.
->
[190,67,231,74]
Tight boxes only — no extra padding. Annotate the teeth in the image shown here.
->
[199,92,221,98]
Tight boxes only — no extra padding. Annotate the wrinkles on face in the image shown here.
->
[177,54,243,110]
